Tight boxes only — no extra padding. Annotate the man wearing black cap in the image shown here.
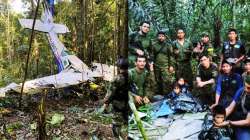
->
[151,31,175,94]
[210,60,243,109]
[220,28,246,75]
[216,75,250,140]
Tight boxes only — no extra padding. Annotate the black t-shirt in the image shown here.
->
[222,41,245,59]
[196,63,218,82]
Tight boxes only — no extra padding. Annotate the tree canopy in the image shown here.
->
[129,0,250,48]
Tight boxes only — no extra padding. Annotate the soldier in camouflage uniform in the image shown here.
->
[193,32,217,62]
[195,55,218,106]
[129,55,156,106]
[151,31,175,94]
[129,21,152,68]
[103,58,128,121]
[172,28,194,88]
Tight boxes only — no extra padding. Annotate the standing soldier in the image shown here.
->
[172,28,194,88]
[129,21,152,68]
[193,32,216,62]
[151,31,175,94]
[220,28,246,75]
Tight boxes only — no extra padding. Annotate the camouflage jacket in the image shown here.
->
[172,39,193,62]
[129,32,152,57]
[105,72,128,104]
[151,39,174,68]
[128,68,156,99]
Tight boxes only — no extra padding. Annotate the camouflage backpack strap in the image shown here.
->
[173,40,178,48]
[154,43,165,59]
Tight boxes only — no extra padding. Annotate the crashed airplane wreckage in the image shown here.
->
[0,3,117,97]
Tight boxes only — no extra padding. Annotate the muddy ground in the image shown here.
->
[0,84,127,140]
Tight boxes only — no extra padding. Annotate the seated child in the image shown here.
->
[167,82,181,100]
[167,77,191,98]
[177,77,190,94]
[198,105,233,140]
[167,78,203,112]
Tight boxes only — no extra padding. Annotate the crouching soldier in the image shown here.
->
[195,55,218,106]
[103,58,128,121]
[129,55,156,107]
[210,60,243,109]
[219,75,250,140]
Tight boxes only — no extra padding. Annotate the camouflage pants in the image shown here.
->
[113,100,128,121]
[176,62,193,88]
[154,66,175,94]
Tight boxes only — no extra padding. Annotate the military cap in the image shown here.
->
[157,31,166,36]
[201,32,209,37]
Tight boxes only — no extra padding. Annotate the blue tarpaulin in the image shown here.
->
[151,100,174,119]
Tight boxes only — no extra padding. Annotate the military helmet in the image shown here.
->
[117,58,128,69]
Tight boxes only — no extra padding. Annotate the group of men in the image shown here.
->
[128,21,250,139]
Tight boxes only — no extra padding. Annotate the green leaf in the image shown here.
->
[48,113,65,125]
[30,122,37,130]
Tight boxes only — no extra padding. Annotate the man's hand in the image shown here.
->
[174,49,179,54]
[134,95,143,104]
[149,63,154,72]
[214,121,230,128]
[136,49,144,56]
[103,103,109,110]
[210,103,218,110]
[193,44,203,53]
[169,66,174,73]
[143,96,150,104]
[197,81,206,88]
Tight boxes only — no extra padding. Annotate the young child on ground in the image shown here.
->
[166,82,181,100]
[199,105,233,140]
[177,77,190,94]
[166,78,203,112]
